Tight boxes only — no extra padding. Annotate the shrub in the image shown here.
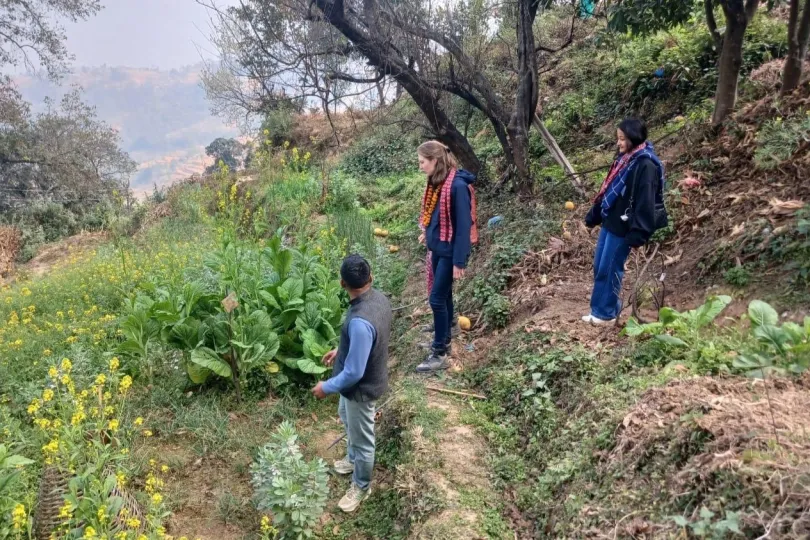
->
[341,126,418,177]
[326,172,359,211]
[724,265,752,288]
[251,421,329,539]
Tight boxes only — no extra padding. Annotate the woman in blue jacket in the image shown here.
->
[415,140,477,372]
[584,118,666,324]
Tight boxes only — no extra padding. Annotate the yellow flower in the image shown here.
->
[61,358,73,371]
[143,430,153,437]
[119,375,132,394]
[161,464,169,473]
[27,398,41,415]
[61,374,71,386]
[95,374,106,385]
[48,366,59,379]
[35,418,51,430]
[151,493,163,505]
[43,348,52,356]
[42,389,54,402]
[126,518,141,529]
[133,417,144,426]
[65,336,77,344]
[116,471,127,487]
[83,525,98,538]
[97,505,108,523]
[58,501,73,519]
[21,287,31,297]
[109,357,120,371]
[108,419,120,432]
[12,503,26,530]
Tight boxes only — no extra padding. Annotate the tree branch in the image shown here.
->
[536,13,576,53]
[327,70,384,84]
[705,0,723,50]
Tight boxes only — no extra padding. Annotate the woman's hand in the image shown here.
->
[453,266,466,279]
[418,232,426,245]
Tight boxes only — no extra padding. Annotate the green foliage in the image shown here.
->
[123,233,344,395]
[626,297,810,377]
[340,127,418,177]
[326,172,360,212]
[607,0,695,36]
[0,444,35,538]
[671,508,743,539]
[723,265,752,287]
[482,293,511,329]
[544,11,787,145]
[251,421,329,539]
[732,300,810,377]
[754,113,810,170]
[260,102,298,147]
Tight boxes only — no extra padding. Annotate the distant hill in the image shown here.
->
[15,64,240,196]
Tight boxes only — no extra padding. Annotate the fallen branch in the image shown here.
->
[425,385,487,400]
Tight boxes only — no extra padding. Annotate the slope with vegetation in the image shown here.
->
[2,0,810,539]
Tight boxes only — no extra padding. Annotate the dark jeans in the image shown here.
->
[429,255,454,354]
[590,227,632,320]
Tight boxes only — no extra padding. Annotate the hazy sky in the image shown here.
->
[63,0,239,69]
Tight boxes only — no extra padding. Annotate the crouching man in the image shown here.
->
[311,254,392,513]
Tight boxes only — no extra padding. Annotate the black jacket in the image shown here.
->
[585,157,661,247]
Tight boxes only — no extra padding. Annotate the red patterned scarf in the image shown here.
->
[595,142,648,202]
[422,169,479,294]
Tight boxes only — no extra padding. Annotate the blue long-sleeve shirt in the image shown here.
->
[322,318,376,395]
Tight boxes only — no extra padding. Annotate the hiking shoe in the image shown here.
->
[581,314,615,325]
[334,457,354,475]
[416,351,450,373]
[338,484,371,513]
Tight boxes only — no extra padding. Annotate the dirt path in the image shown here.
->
[409,391,496,539]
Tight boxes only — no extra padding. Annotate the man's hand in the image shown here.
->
[322,349,337,366]
[418,232,426,245]
[311,381,327,399]
[453,266,466,279]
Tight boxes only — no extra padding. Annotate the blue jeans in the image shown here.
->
[590,228,631,320]
[338,395,376,490]
[429,255,454,354]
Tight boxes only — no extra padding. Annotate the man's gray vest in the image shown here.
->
[333,288,392,402]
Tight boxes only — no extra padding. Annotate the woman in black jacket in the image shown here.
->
[583,118,666,324]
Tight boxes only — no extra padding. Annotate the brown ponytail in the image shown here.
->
[417,140,459,186]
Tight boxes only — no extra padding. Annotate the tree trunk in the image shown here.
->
[507,0,541,195]
[781,0,810,96]
[713,6,750,126]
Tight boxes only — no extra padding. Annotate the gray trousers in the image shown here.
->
[338,395,376,490]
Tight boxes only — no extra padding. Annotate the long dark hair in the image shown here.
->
[618,118,648,149]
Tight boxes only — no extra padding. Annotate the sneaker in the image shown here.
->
[334,457,354,475]
[338,483,371,513]
[581,314,616,325]
[416,350,449,373]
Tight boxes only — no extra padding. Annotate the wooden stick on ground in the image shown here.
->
[425,385,487,400]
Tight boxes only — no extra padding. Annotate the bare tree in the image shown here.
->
[0,0,102,80]
[781,0,810,95]
[201,0,580,194]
